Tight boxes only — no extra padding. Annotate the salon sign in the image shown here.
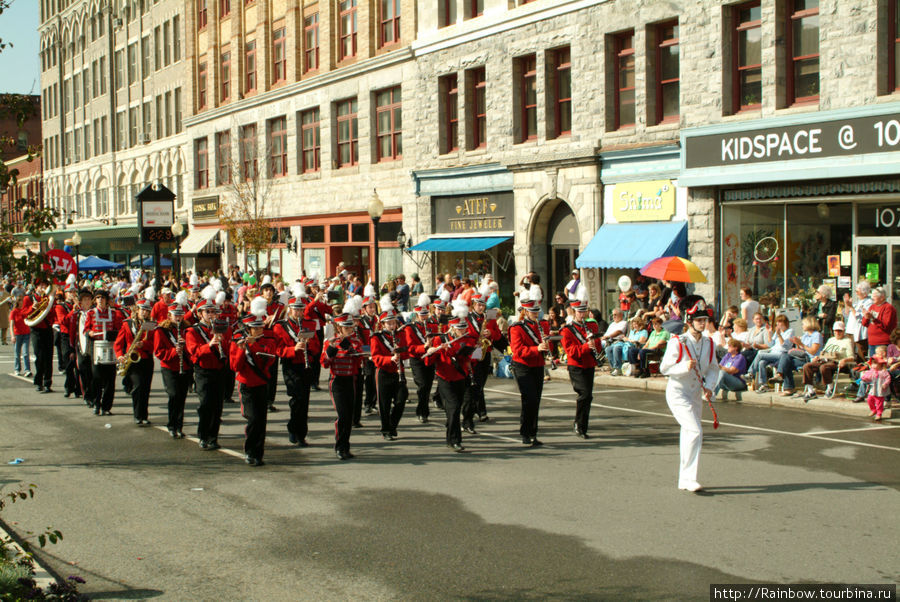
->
[612,180,676,222]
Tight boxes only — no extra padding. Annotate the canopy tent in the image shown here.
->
[78,255,124,271]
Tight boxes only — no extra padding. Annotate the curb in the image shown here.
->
[546,369,895,420]
[0,521,56,591]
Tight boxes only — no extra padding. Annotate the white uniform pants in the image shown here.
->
[666,396,703,487]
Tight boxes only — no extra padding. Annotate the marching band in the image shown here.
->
[9,270,720,489]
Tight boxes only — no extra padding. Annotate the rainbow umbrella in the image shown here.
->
[640,256,707,283]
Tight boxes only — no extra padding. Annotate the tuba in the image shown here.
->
[25,284,56,328]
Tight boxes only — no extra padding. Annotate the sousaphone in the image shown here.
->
[25,284,56,328]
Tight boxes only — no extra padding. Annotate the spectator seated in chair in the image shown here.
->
[635,316,671,378]
[600,309,629,375]
[618,316,648,376]
[799,321,855,400]
[747,314,793,394]
[773,316,823,397]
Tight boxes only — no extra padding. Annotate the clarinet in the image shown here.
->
[177,323,184,374]
[580,327,605,365]
[537,322,557,370]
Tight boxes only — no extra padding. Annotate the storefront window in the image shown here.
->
[432,240,516,309]
[302,225,324,243]
[721,202,851,310]
[351,223,369,241]
[331,224,349,242]
[377,221,401,242]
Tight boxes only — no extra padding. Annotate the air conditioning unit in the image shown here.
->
[139,132,151,144]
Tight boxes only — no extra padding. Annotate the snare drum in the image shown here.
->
[92,340,116,365]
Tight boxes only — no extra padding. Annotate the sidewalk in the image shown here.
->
[546,368,896,420]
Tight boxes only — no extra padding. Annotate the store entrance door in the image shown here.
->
[854,238,900,315]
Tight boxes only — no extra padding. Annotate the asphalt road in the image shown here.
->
[0,346,898,601]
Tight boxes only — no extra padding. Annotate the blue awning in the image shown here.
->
[409,236,511,252]
[576,221,688,269]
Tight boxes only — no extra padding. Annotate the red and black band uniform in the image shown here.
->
[356,314,378,414]
[55,301,80,397]
[25,292,55,390]
[426,315,447,408]
[114,319,155,423]
[304,299,333,390]
[370,329,409,437]
[462,313,503,428]
[83,307,124,413]
[509,318,548,443]
[154,321,193,435]
[66,306,91,401]
[150,299,170,324]
[219,302,239,403]
[230,334,277,464]
[185,321,232,447]
[274,317,321,444]
[321,334,363,454]
[400,319,435,421]
[424,333,474,447]
[561,320,600,436]
[262,301,285,408]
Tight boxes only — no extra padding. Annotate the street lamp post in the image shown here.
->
[367,189,384,292]
[72,231,82,274]
[171,221,184,282]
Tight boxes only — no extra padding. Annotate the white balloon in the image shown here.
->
[618,275,632,293]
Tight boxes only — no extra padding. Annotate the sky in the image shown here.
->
[0,0,41,95]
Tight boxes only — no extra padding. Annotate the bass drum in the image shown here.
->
[92,340,116,365]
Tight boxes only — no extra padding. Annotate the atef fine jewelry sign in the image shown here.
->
[432,192,514,234]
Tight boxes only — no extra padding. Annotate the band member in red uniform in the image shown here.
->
[424,317,475,452]
[356,295,379,416]
[154,300,192,438]
[429,296,450,409]
[509,294,548,447]
[321,313,363,460]
[217,288,239,404]
[370,302,408,441]
[561,300,601,438]
[150,287,171,323]
[115,299,156,425]
[185,298,231,450]
[83,290,125,415]
[274,296,320,447]
[69,289,94,404]
[305,286,334,392]
[231,298,277,466]
[55,280,80,398]
[259,282,284,412]
[26,279,56,393]
[400,294,434,423]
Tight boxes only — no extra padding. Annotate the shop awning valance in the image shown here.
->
[409,236,511,252]
[179,228,220,255]
[576,221,688,269]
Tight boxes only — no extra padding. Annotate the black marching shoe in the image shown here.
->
[36,386,44,393]
[462,424,477,435]
[102,410,112,416]
[206,440,221,451]
[530,439,544,447]
[417,415,427,423]
[93,407,101,415]
[364,406,377,415]
[245,456,258,466]
[288,433,299,445]
[267,404,278,412]
[451,443,466,453]
[522,437,533,446]
[199,440,209,449]
[352,421,363,428]
[478,414,490,422]
[134,418,142,425]
[297,439,309,448]
[64,391,72,398]
[169,429,179,439]
[177,431,185,439]
[41,388,53,394]
[336,450,353,461]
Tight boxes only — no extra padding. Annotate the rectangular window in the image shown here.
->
[93,118,101,154]
[154,26,161,70]
[245,40,257,92]
[163,20,171,66]
[220,51,231,101]
[335,98,358,167]
[440,73,459,153]
[890,0,900,91]
[268,116,287,177]
[174,87,183,133]
[375,86,402,161]
[164,90,172,136]
[272,27,286,84]
[92,60,99,97]
[787,0,819,105]
[100,116,108,153]
[300,108,320,173]
[129,107,138,146]
[127,42,137,85]
[141,36,150,79]
[304,13,319,72]
[549,46,571,137]
[142,101,151,140]
[733,1,761,112]
[379,0,400,47]
[73,73,81,109]
[115,50,124,89]
[196,138,209,189]
[173,15,181,61]
[516,54,537,142]
[240,124,258,180]
[655,21,679,124]
[339,0,357,60]
[220,0,230,16]
[83,124,91,159]
[466,0,483,19]
[216,131,231,185]
[198,62,208,109]
[439,0,455,27]
[467,66,486,149]
[197,0,207,29]
[82,69,90,104]
[614,31,635,129]
[116,110,126,150]
[155,95,163,138]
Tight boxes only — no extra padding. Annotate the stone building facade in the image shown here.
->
[38,0,188,261]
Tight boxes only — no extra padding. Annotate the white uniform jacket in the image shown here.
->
[659,333,719,403]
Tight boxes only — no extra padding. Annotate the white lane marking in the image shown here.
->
[802,425,900,436]
[592,389,634,394]
[152,425,245,459]
[484,387,900,453]
[9,374,33,383]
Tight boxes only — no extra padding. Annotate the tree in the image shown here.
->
[216,136,279,271]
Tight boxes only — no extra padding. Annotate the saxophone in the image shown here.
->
[118,321,147,376]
